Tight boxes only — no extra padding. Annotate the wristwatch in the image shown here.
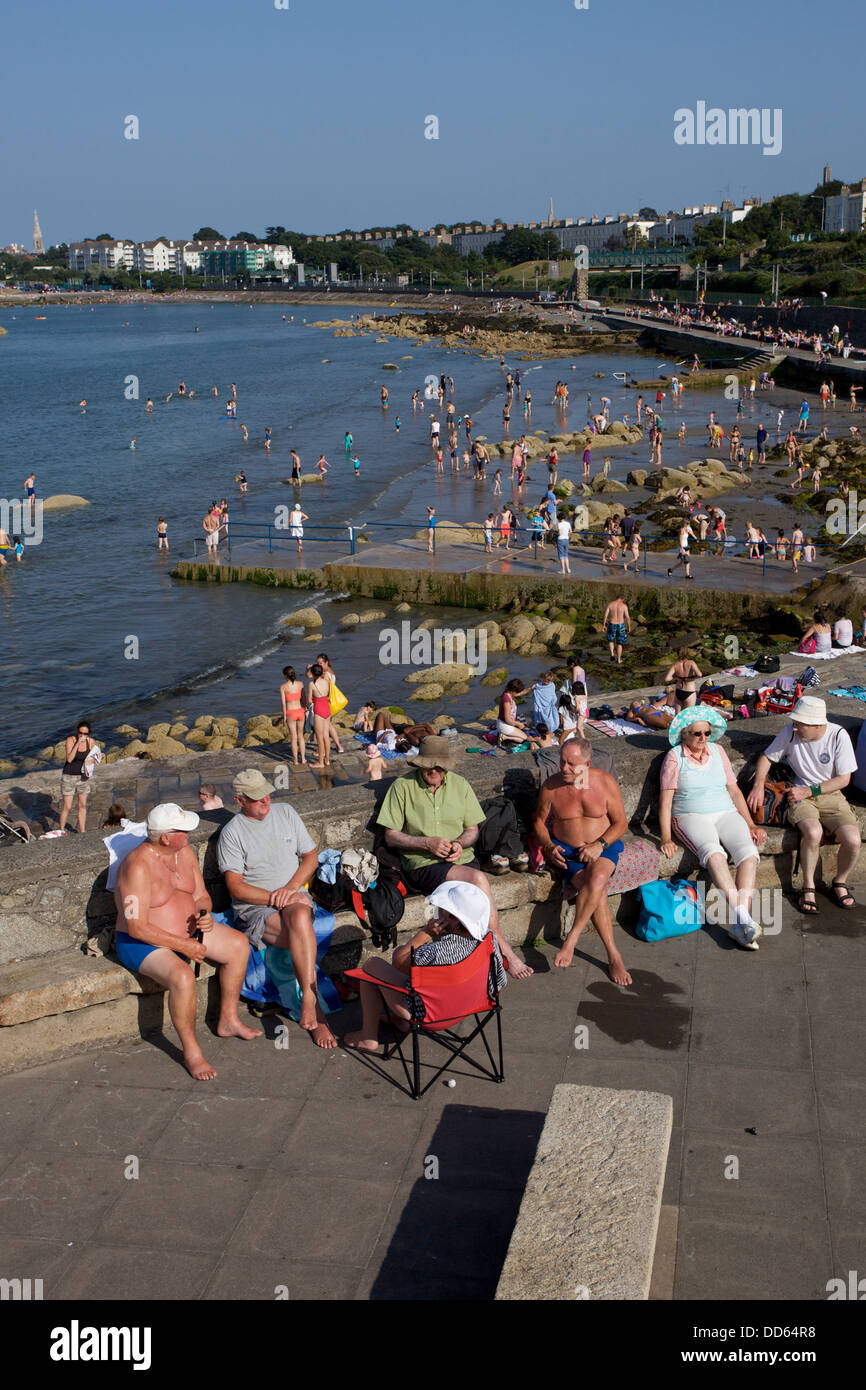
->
[810,783,822,798]
[598,836,609,850]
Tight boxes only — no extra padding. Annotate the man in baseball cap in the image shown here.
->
[113,803,261,1081]
[748,697,861,914]
[217,769,336,1046]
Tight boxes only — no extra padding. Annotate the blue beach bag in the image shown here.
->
[635,877,704,942]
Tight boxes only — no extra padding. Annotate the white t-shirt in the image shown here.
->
[557,519,572,540]
[764,723,857,786]
[834,618,853,646]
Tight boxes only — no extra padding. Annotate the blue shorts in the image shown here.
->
[114,929,189,972]
[607,622,627,646]
[557,538,568,558]
[553,837,624,884]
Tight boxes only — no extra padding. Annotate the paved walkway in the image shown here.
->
[1,899,862,1300]
[213,534,826,595]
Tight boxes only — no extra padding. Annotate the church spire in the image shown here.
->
[33,210,44,255]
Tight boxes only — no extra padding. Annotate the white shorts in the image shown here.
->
[497,720,523,739]
[673,808,759,869]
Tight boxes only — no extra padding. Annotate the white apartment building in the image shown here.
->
[67,239,135,271]
[824,182,866,235]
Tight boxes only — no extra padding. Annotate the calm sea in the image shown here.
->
[0,300,692,754]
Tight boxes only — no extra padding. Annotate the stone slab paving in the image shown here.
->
[0,898,862,1301]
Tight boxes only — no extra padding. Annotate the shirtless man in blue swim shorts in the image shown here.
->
[533,739,632,985]
[113,803,261,1079]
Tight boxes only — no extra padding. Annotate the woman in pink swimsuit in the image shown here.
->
[307,663,332,769]
[280,665,307,767]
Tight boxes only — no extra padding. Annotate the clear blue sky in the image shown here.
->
[3,0,862,247]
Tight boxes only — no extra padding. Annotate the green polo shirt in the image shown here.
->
[376,769,485,871]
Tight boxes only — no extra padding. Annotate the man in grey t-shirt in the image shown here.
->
[217,767,335,1047]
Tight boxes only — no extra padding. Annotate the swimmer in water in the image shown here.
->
[164,393,173,402]
[129,439,136,451]
[178,381,186,395]
[212,385,219,397]
[231,383,237,399]
[344,432,353,453]
[146,398,153,412]
[236,471,247,493]
[316,454,329,476]
[79,399,87,410]
[395,417,401,432]
[240,424,248,442]
[352,454,360,476]
[265,428,272,450]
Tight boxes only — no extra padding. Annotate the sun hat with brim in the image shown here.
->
[408,735,458,771]
[232,768,275,800]
[668,703,728,747]
[427,881,490,940]
[146,803,200,834]
[790,696,827,726]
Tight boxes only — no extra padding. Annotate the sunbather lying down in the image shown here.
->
[625,695,677,730]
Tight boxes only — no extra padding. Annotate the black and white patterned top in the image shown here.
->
[410,932,507,1020]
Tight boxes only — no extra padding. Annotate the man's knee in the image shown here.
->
[453,865,491,896]
[798,819,823,844]
[166,962,195,995]
[836,825,861,851]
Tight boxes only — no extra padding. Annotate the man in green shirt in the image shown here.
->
[376,736,533,978]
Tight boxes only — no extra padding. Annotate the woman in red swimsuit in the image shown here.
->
[280,665,307,767]
[307,663,332,769]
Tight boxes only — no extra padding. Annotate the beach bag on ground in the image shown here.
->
[753,653,780,673]
[328,681,348,716]
[798,665,820,688]
[348,863,408,951]
[635,877,704,942]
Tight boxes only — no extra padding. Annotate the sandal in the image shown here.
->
[831,881,856,909]
[797,889,819,915]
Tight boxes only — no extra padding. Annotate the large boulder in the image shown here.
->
[144,735,189,759]
[146,722,172,741]
[409,683,444,701]
[406,662,477,685]
[646,467,694,493]
[503,614,537,648]
[553,480,574,498]
[412,520,482,546]
[593,477,629,494]
[357,609,387,623]
[627,469,648,487]
[42,495,90,511]
[282,607,322,629]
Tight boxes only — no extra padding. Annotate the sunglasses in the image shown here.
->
[686,728,711,738]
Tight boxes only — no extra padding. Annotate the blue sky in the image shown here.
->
[3,0,862,247]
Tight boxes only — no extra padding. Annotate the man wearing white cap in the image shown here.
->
[343,881,506,1053]
[217,768,336,1047]
[113,803,261,1081]
[748,697,861,914]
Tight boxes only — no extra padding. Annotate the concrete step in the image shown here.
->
[496,1084,673,1300]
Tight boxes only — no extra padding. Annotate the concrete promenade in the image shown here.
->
[189,533,827,597]
[0,894,862,1301]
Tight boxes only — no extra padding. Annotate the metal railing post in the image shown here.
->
[349,525,356,555]
[268,525,273,555]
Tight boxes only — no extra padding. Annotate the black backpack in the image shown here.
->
[311,861,407,951]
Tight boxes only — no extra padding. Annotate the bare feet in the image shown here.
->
[554,942,575,968]
[184,1051,217,1080]
[299,985,318,1032]
[216,1018,263,1041]
[309,762,326,769]
[504,951,534,979]
[343,1030,379,1052]
[607,953,632,987]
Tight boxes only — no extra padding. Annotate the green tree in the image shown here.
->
[193,226,223,241]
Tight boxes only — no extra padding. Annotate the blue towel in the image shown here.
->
[213,907,340,1016]
[532,682,560,732]
[316,848,342,884]
[828,686,866,702]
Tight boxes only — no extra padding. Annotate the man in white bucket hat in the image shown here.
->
[748,697,861,914]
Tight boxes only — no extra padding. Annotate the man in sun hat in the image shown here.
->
[376,735,533,979]
[342,880,507,1053]
[113,802,261,1081]
[217,768,336,1047]
[659,705,766,950]
[748,696,860,914]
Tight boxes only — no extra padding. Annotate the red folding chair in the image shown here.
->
[345,935,504,1099]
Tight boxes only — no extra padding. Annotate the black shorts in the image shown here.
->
[401,858,481,896]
